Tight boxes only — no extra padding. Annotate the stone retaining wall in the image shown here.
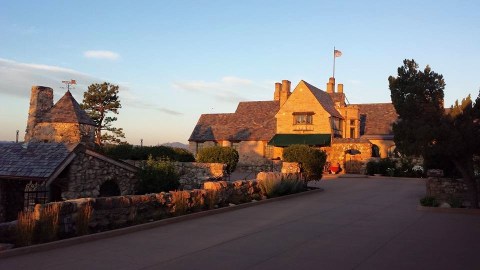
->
[235,160,282,174]
[426,177,480,207]
[122,160,227,190]
[0,179,267,244]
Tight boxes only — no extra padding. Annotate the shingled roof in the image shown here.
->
[355,103,398,136]
[301,81,343,118]
[43,91,96,125]
[0,142,76,180]
[189,101,279,142]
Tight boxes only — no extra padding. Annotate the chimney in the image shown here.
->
[337,83,344,93]
[274,82,282,101]
[25,86,53,142]
[326,77,335,93]
[279,80,291,106]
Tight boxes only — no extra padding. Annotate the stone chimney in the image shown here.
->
[337,83,344,93]
[279,80,291,106]
[326,77,335,93]
[274,82,282,101]
[25,86,53,142]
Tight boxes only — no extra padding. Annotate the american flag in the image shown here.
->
[334,50,342,57]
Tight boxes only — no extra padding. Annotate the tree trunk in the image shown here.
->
[452,158,479,209]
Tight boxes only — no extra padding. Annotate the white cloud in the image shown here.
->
[172,76,266,103]
[83,50,120,60]
[0,58,99,98]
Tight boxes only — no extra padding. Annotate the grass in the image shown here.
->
[16,211,36,247]
[76,203,93,236]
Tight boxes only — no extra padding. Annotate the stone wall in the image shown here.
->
[0,180,265,242]
[174,162,227,189]
[426,176,479,207]
[30,123,95,147]
[327,139,372,174]
[59,151,138,200]
[235,160,282,174]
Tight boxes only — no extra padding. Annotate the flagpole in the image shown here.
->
[333,46,336,79]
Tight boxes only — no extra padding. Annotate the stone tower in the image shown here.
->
[25,86,54,142]
[24,86,96,147]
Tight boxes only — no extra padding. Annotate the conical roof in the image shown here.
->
[43,91,96,125]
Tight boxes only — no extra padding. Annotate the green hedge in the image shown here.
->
[136,156,180,194]
[283,144,327,181]
[100,144,195,162]
[197,146,239,174]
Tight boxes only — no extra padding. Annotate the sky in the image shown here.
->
[1,0,479,145]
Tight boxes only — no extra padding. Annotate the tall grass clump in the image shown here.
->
[76,203,93,236]
[16,211,36,247]
[37,204,60,243]
[205,189,218,210]
[171,191,189,216]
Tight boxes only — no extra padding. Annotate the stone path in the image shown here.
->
[1,177,480,269]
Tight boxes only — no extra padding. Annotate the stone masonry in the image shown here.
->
[59,151,138,200]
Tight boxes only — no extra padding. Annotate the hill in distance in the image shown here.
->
[161,142,189,150]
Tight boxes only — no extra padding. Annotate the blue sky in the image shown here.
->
[1,0,479,145]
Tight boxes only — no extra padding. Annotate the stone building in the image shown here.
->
[189,78,397,170]
[0,86,138,222]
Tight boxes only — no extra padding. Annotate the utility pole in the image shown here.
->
[16,130,19,143]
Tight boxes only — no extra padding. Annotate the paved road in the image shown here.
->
[2,177,480,270]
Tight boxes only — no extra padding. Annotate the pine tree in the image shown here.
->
[81,82,125,145]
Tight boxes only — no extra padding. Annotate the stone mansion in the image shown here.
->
[189,77,398,171]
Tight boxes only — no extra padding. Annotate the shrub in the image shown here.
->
[136,156,180,194]
[197,146,239,174]
[420,196,439,207]
[258,176,305,198]
[283,144,327,181]
[366,158,397,176]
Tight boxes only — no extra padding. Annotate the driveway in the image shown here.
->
[1,177,479,269]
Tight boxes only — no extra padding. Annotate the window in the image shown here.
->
[196,142,204,153]
[293,113,313,125]
[350,119,355,126]
[293,114,313,125]
[360,114,367,136]
[265,144,274,159]
[330,117,343,138]
[231,142,239,151]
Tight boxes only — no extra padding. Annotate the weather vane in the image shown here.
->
[61,79,77,92]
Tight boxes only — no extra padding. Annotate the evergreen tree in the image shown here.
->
[389,59,480,208]
[81,82,125,145]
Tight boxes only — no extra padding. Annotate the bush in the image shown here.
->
[366,158,396,176]
[420,196,439,207]
[101,144,195,162]
[258,176,305,198]
[283,144,327,181]
[136,156,180,194]
[197,146,239,174]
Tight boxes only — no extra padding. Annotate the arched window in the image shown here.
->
[372,145,380,158]
[99,180,120,197]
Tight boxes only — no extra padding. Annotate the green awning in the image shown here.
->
[268,134,331,147]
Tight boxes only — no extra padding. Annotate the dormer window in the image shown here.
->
[293,112,314,125]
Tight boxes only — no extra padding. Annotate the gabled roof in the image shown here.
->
[189,100,279,141]
[0,142,76,180]
[355,103,398,136]
[43,91,96,126]
[301,81,343,118]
